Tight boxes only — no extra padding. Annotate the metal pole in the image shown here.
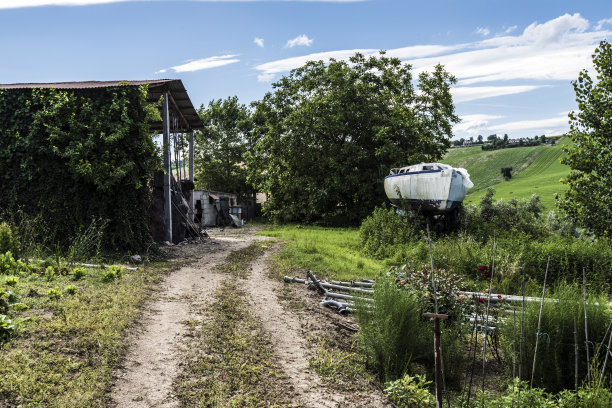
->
[599,322,612,387]
[583,268,591,383]
[189,130,195,221]
[482,234,496,391]
[530,256,550,387]
[574,316,579,391]
[162,92,173,243]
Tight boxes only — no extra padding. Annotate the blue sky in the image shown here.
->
[1,0,610,139]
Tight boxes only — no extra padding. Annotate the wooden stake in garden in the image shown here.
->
[530,256,550,388]
[481,234,496,392]
[583,267,591,383]
[425,222,446,408]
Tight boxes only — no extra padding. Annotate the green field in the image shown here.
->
[443,138,570,209]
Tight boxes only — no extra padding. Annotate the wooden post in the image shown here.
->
[162,92,173,243]
[188,130,195,221]
[424,313,448,408]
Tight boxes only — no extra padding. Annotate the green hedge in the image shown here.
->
[0,86,160,253]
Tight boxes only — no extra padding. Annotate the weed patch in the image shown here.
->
[0,261,169,407]
[308,335,373,391]
[217,241,270,278]
[173,279,293,407]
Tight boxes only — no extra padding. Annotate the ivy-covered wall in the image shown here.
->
[0,85,160,252]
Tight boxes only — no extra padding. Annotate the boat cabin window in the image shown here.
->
[422,165,434,171]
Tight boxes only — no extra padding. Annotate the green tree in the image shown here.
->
[247,52,458,224]
[559,41,612,237]
[194,96,254,199]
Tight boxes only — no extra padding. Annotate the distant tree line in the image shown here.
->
[452,134,558,149]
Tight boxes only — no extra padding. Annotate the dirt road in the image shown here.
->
[110,227,390,407]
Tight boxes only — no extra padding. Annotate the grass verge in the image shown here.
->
[260,225,385,281]
[0,261,171,407]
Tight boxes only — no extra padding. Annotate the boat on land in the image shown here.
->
[384,163,473,215]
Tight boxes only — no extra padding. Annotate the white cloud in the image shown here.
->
[255,13,610,88]
[475,27,490,36]
[155,68,168,74]
[453,114,504,134]
[0,0,364,9]
[595,18,612,30]
[500,25,517,35]
[255,48,376,75]
[257,72,276,83]
[254,37,264,48]
[286,34,314,48]
[452,85,545,103]
[488,114,570,134]
[164,55,239,73]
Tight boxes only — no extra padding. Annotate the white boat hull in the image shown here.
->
[384,164,472,215]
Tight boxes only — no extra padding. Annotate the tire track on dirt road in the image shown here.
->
[247,247,391,408]
[110,235,252,408]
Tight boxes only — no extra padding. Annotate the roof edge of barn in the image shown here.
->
[0,79,204,131]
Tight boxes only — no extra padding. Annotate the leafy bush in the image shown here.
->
[462,379,612,407]
[4,276,18,286]
[102,265,123,282]
[46,287,62,300]
[460,188,547,240]
[0,222,19,257]
[44,266,56,281]
[384,374,436,407]
[499,283,612,391]
[0,314,16,342]
[0,251,18,275]
[360,207,418,259]
[64,285,78,295]
[72,267,87,280]
[389,264,471,321]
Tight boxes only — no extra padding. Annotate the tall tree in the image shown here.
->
[246,52,459,224]
[559,41,612,237]
[194,96,253,199]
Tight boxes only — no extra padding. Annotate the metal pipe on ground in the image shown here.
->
[284,276,373,295]
[330,280,373,288]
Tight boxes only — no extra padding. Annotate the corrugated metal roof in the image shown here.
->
[0,79,204,131]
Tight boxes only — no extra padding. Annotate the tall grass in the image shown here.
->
[499,283,612,391]
[355,276,467,386]
[355,277,430,382]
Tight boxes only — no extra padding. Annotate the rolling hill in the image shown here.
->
[443,138,570,209]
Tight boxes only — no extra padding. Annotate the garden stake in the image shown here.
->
[425,222,445,408]
[583,267,591,383]
[574,315,579,391]
[465,300,481,406]
[512,302,517,391]
[599,321,612,387]
[518,271,526,401]
[530,256,550,388]
[481,233,496,392]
